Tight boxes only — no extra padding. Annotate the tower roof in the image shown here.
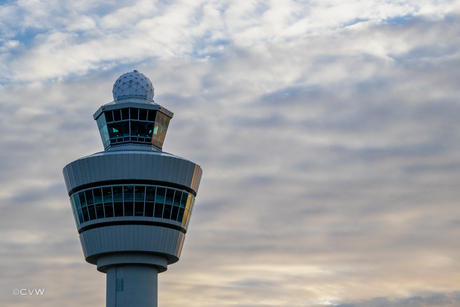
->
[112,70,154,102]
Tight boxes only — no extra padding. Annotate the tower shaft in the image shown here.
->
[98,253,168,307]
[106,265,158,307]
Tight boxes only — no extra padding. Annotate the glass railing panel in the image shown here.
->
[154,203,164,218]
[104,202,114,218]
[135,202,144,217]
[145,202,154,217]
[95,203,104,219]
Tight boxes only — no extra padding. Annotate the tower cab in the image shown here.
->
[93,70,173,150]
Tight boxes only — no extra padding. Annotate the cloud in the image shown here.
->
[1,0,457,83]
[335,292,460,307]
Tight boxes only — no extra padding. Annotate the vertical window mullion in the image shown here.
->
[153,186,158,217]
[144,185,147,216]
[163,187,168,218]
[101,187,106,218]
[122,185,125,216]
[128,108,131,141]
[110,186,115,217]
[177,192,183,222]
[91,189,96,220]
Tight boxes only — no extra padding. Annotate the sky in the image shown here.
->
[1,0,460,306]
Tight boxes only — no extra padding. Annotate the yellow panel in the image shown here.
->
[182,209,189,224]
[185,194,192,210]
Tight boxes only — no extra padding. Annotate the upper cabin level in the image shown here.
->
[93,70,173,151]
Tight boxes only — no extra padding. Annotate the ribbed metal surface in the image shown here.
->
[80,225,185,265]
[63,150,202,195]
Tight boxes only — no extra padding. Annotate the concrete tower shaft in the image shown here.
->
[63,71,202,307]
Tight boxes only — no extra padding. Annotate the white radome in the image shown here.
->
[112,70,154,101]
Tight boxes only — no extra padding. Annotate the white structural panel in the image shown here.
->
[80,225,185,265]
[63,150,202,195]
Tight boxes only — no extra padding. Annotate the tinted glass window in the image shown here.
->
[163,204,172,219]
[135,186,145,201]
[171,206,179,221]
[88,205,96,220]
[113,109,121,121]
[100,107,165,147]
[147,110,156,121]
[100,125,110,148]
[70,185,194,225]
[146,187,155,201]
[104,203,114,218]
[85,190,94,205]
[124,202,133,216]
[108,122,124,138]
[152,112,170,148]
[165,189,174,204]
[79,192,87,207]
[173,191,181,206]
[95,203,104,219]
[113,186,123,202]
[135,202,144,216]
[93,188,103,204]
[105,111,113,122]
[156,188,165,203]
[82,207,89,221]
[73,194,82,210]
[154,203,164,218]
[130,121,139,136]
[114,202,123,217]
[77,209,84,224]
[138,122,153,137]
[121,108,129,120]
[130,108,139,120]
[97,115,106,129]
[139,109,147,121]
[178,208,185,222]
[124,186,134,201]
[180,192,187,208]
[145,202,154,217]
[103,187,112,203]
[121,121,129,137]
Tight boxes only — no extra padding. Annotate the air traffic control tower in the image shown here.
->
[63,70,202,307]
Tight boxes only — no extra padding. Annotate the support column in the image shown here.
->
[98,253,168,307]
[106,264,159,307]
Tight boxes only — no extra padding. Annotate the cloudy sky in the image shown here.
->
[1,0,460,306]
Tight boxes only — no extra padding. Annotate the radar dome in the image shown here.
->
[112,70,154,101]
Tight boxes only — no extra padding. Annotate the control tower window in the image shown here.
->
[100,108,160,148]
[152,112,170,148]
[97,116,110,148]
[70,185,194,226]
